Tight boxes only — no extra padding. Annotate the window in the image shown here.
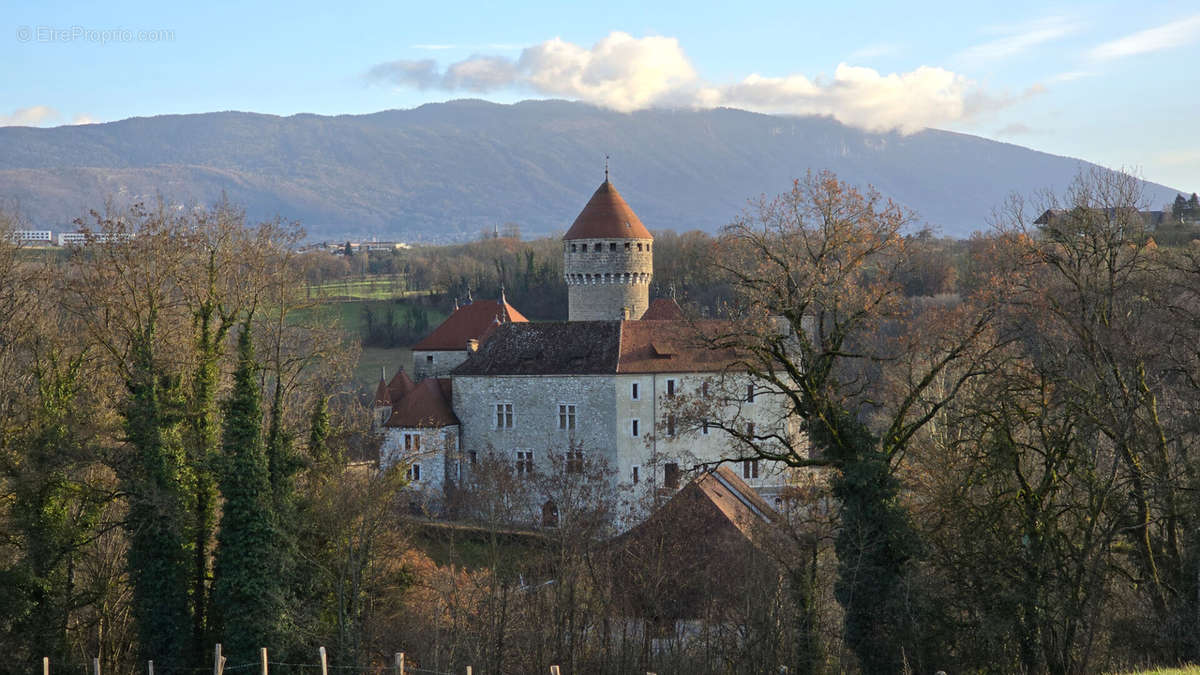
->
[403,433,421,452]
[746,422,755,437]
[631,419,640,437]
[702,381,710,398]
[701,419,710,435]
[595,243,602,253]
[516,451,533,475]
[571,243,577,252]
[558,404,577,431]
[632,465,640,484]
[631,382,639,400]
[666,379,676,398]
[609,242,616,251]
[542,500,559,527]
[426,354,434,364]
[667,415,676,437]
[468,450,478,465]
[664,463,680,489]
[495,403,513,429]
[407,464,421,481]
[625,242,631,250]
[566,449,584,473]
[746,384,755,403]
[637,242,643,251]
[743,459,760,479]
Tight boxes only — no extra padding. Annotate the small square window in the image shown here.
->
[637,243,643,251]
[624,242,631,251]
[566,449,584,474]
[631,382,639,400]
[632,419,640,437]
[743,459,759,479]
[426,354,434,364]
[664,463,680,489]
[558,404,576,430]
[495,403,513,429]
[702,381,710,398]
[407,464,421,481]
[516,451,534,475]
[632,465,640,484]
[666,379,676,398]
[610,242,616,251]
[571,243,577,252]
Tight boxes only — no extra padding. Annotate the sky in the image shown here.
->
[3,0,1199,193]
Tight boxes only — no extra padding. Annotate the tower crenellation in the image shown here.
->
[563,179,653,320]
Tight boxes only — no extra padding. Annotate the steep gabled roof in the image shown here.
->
[384,377,458,428]
[373,378,392,407]
[387,367,416,402]
[640,297,685,321]
[563,180,653,241]
[412,297,529,351]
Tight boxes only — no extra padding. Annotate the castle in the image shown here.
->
[373,177,796,523]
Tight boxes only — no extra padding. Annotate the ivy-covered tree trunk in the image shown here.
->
[211,324,279,661]
[123,321,192,664]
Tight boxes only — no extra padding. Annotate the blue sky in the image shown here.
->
[4,0,1199,194]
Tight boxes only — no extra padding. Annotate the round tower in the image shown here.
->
[563,178,653,321]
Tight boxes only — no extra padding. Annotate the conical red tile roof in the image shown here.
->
[387,367,416,402]
[412,298,528,351]
[563,180,652,240]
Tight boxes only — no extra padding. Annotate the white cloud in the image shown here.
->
[1047,70,1092,83]
[1089,14,1200,60]
[71,114,98,125]
[0,105,61,127]
[368,31,1026,134]
[956,16,1080,63]
[714,65,973,134]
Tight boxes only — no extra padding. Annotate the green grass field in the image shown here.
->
[356,346,413,388]
[304,275,415,301]
[1113,666,1200,674]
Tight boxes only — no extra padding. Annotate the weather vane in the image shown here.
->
[605,154,610,181]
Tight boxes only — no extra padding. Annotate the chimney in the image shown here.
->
[621,306,631,320]
[467,338,479,352]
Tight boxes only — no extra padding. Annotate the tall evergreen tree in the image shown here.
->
[211,323,279,661]
[123,319,193,664]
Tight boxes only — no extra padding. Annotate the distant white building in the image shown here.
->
[57,231,132,247]
[11,230,52,244]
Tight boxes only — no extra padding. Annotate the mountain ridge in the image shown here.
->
[0,99,1181,241]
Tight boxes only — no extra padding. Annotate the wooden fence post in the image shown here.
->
[394,652,404,675]
[91,657,100,675]
[319,647,328,675]
[466,667,472,675]
[42,657,48,675]
[260,648,268,675]
[148,660,154,675]
[550,666,561,675]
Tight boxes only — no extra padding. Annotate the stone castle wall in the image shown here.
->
[564,237,653,321]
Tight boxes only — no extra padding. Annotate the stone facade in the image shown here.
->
[413,349,470,380]
[380,424,461,511]
[564,237,653,320]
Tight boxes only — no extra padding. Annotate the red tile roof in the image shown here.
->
[640,297,684,321]
[563,180,653,241]
[374,378,392,407]
[412,297,529,351]
[387,367,416,403]
[384,377,459,428]
[616,320,742,374]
